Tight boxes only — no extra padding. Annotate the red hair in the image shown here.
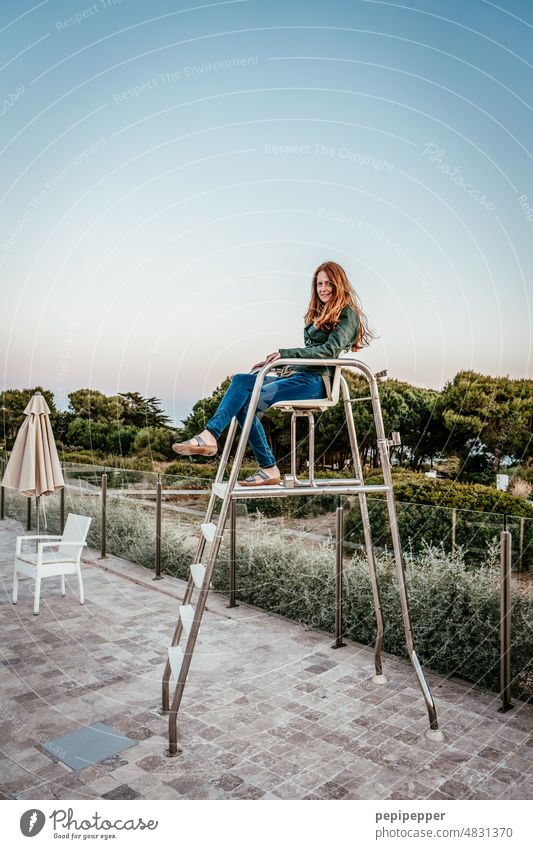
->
[304,261,374,351]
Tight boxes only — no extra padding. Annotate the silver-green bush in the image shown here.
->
[4,491,531,700]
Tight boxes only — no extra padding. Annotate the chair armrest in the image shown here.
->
[16,535,62,555]
[16,535,62,541]
[37,540,86,557]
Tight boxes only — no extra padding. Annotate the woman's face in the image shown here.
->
[316,270,334,304]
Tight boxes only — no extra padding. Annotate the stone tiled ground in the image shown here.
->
[1,517,532,800]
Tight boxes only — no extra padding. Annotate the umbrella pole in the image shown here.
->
[36,495,40,553]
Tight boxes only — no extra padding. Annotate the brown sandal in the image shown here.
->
[240,468,281,487]
[172,433,218,456]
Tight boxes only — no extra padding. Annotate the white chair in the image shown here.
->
[12,513,92,615]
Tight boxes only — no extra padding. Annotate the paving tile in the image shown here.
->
[438,778,472,799]
[314,780,349,799]
[270,779,308,799]
[83,775,122,796]
[229,783,265,799]
[492,766,523,785]
[211,772,243,791]
[101,784,143,800]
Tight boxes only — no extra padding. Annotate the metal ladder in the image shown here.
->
[161,358,444,756]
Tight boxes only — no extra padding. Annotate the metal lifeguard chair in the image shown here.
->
[162,358,444,756]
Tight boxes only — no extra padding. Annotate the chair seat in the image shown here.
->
[16,553,76,566]
[271,398,337,411]
[270,364,343,411]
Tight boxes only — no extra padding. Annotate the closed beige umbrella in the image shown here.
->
[1,392,64,534]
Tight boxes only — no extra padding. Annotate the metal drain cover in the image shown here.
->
[42,722,136,770]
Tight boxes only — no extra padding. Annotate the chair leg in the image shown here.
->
[33,577,41,615]
[307,412,315,485]
[290,413,298,481]
[12,567,18,604]
[341,375,386,682]
[77,565,84,605]
[60,574,66,596]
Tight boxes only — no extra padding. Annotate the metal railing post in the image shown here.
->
[518,517,524,572]
[332,503,346,648]
[228,499,238,608]
[498,530,514,713]
[154,475,162,580]
[60,481,65,534]
[101,473,107,559]
[0,458,4,520]
[451,507,456,556]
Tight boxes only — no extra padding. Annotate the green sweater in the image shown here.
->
[278,306,359,397]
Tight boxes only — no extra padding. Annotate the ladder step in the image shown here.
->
[212,482,228,499]
[168,645,184,680]
[179,604,195,637]
[201,522,216,541]
[190,563,206,589]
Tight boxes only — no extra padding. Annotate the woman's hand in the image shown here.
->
[250,351,281,370]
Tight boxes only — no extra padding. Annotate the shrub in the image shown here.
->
[133,427,177,459]
[59,451,154,471]
[208,520,532,701]
[5,487,531,701]
[365,469,533,518]
[509,479,533,500]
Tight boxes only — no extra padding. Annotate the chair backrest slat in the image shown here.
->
[329,367,342,403]
[57,514,92,557]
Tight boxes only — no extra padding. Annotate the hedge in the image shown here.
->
[4,489,529,701]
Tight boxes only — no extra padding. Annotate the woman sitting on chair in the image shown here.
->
[173,260,373,486]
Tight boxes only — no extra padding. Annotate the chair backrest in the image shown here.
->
[329,366,342,404]
[270,365,343,411]
[57,514,92,558]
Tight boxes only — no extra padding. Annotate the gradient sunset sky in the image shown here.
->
[1,0,531,425]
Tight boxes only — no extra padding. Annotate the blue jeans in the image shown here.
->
[206,371,328,468]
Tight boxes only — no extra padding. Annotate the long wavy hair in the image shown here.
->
[304,261,375,351]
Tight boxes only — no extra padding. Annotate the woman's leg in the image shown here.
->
[235,404,277,468]
[205,373,279,443]
[236,372,327,468]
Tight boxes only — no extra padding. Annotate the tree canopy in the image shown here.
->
[1,372,531,474]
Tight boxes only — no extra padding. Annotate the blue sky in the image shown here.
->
[1,0,531,425]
